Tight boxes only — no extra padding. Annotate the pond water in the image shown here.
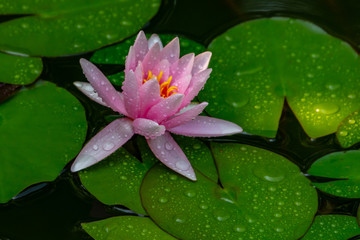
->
[1,0,360,239]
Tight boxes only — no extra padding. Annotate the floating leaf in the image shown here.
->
[0,81,87,202]
[302,215,360,240]
[83,216,176,240]
[308,150,360,198]
[80,147,151,215]
[141,143,317,240]
[337,110,360,147]
[0,0,160,56]
[199,17,360,138]
[91,34,205,65]
[80,136,215,215]
[0,52,42,85]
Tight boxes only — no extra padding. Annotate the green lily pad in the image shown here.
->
[302,215,360,240]
[80,147,151,215]
[308,150,360,198]
[141,143,317,240]
[91,34,205,65]
[337,110,360,147]
[199,17,360,138]
[0,0,160,56]
[0,52,42,85]
[83,216,176,240]
[80,136,216,215]
[0,81,87,202]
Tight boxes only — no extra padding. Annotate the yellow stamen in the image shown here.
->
[143,71,177,98]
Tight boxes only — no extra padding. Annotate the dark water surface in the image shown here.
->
[1,0,360,239]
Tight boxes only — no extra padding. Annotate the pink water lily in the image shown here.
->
[71,31,243,180]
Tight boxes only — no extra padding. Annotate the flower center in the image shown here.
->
[143,71,178,98]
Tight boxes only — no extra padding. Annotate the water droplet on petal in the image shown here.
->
[165,142,173,150]
[175,161,190,171]
[103,142,115,151]
[92,144,99,151]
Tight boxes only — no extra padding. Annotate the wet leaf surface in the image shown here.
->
[83,216,176,240]
[301,215,360,240]
[199,17,360,138]
[0,81,87,202]
[337,110,360,147]
[0,52,42,85]
[0,0,160,56]
[308,150,360,198]
[141,143,317,240]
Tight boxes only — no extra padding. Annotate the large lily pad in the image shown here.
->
[0,81,87,202]
[337,110,360,148]
[301,215,360,240]
[0,0,160,56]
[308,150,360,198]
[83,216,176,240]
[199,17,360,138]
[79,136,216,215]
[0,52,42,85]
[141,143,317,240]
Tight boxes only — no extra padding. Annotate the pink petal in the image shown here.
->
[139,78,162,117]
[180,68,212,109]
[142,43,161,75]
[192,52,212,75]
[171,74,191,94]
[125,46,136,73]
[160,37,180,64]
[147,132,196,181]
[168,116,243,137]
[148,34,163,50]
[133,118,166,139]
[134,62,144,88]
[146,93,184,123]
[153,59,171,84]
[133,31,149,63]
[163,102,208,129]
[71,118,134,172]
[122,70,140,119]
[74,81,109,107]
[80,58,127,115]
[171,53,194,79]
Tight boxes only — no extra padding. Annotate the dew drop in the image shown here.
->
[92,144,99,151]
[348,119,356,124]
[339,131,348,137]
[213,209,230,222]
[169,175,178,181]
[193,144,201,150]
[158,197,168,203]
[233,225,246,232]
[165,142,173,150]
[103,142,115,151]
[314,103,339,115]
[224,93,249,108]
[199,204,208,210]
[325,84,340,90]
[184,190,196,198]
[175,161,190,171]
[253,165,285,182]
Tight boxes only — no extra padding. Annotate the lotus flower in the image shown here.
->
[71,31,243,180]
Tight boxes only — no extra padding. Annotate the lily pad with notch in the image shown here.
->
[199,17,360,138]
[140,143,317,240]
[308,150,360,198]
